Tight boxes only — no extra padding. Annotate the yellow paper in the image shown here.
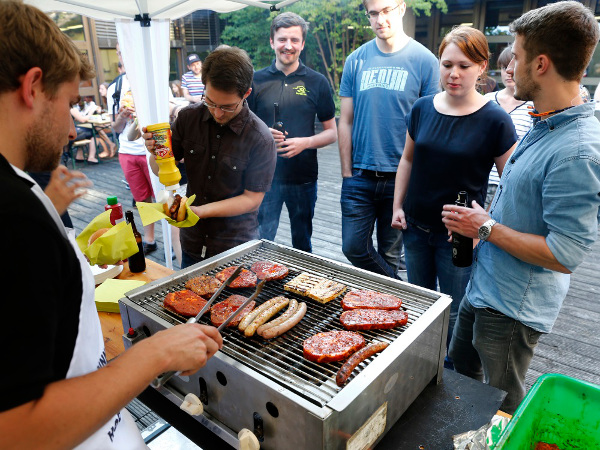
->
[94,278,146,313]
[136,194,199,228]
[76,210,139,266]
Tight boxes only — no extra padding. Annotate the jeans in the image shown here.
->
[449,297,543,414]
[341,169,402,279]
[402,223,472,355]
[258,181,317,252]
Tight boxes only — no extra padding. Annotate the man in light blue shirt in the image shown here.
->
[441,1,600,414]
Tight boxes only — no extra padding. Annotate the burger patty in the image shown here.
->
[215,267,257,288]
[185,275,222,298]
[250,260,289,281]
[163,290,208,317]
[341,289,403,311]
[303,330,365,363]
[340,309,409,331]
[210,295,256,327]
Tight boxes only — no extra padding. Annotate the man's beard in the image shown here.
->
[24,115,62,172]
[513,66,540,102]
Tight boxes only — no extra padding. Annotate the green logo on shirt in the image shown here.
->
[293,86,309,96]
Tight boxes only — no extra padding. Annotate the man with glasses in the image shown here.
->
[144,47,276,268]
[338,0,439,278]
[248,12,337,253]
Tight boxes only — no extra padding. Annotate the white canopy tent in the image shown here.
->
[26,0,301,267]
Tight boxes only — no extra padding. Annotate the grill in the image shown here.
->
[119,240,452,449]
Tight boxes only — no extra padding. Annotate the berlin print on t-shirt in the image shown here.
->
[360,67,408,92]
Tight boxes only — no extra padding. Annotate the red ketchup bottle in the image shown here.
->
[105,196,124,225]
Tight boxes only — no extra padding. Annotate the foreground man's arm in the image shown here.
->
[0,324,222,449]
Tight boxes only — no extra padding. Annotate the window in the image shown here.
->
[49,12,85,41]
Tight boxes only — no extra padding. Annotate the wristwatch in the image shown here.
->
[478,219,497,241]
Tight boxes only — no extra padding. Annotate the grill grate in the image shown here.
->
[126,243,440,407]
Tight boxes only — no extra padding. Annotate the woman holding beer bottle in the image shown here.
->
[391,26,518,366]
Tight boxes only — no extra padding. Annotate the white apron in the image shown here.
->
[17,166,147,449]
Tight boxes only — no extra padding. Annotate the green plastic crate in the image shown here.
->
[494,373,600,449]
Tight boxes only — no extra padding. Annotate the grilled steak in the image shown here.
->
[163,290,208,317]
[215,266,257,288]
[284,272,346,303]
[341,289,403,311]
[210,295,256,327]
[250,260,289,281]
[303,330,365,363]
[340,309,409,331]
[185,275,222,298]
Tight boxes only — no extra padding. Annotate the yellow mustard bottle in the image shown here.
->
[146,122,181,187]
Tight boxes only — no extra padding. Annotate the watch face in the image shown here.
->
[479,226,490,240]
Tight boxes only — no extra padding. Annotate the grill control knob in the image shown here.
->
[180,393,203,416]
[238,429,260,450]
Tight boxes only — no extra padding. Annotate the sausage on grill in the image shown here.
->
[336,341,389,386]
[256,299,298,335]
[244,297,289,337]
[259,302,307,340]
[238,296,287,332]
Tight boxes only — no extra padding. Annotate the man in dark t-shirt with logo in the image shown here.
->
[248,12,337,252]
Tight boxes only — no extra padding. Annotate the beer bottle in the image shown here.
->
[125,210,146,273]
[272,102,286,140]
[452,191,473,267]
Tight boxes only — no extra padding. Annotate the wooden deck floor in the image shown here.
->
[67,142,600,392]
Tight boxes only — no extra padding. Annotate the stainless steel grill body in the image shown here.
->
[119,240,451,449]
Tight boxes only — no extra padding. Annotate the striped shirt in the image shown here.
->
[181,71,205,98]
[484,92,533,185]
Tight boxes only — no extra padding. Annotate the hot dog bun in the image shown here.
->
[88,227,110,246]
[162,194,188,221]
[177,196,187,222]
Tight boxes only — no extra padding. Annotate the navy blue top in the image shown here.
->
[404,95,517,232]
[248,59,335,184]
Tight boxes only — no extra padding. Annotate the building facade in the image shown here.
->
[53,1,600,103]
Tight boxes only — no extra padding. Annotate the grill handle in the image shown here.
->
[151,265,244,389]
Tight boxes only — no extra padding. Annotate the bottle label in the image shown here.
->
[154,129,173,159]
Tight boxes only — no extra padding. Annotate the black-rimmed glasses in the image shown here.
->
[202,98,243,113]
[365,4,400,19]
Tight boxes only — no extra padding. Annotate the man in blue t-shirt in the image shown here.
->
[338,0,439,278]
[248,13,337,252]
[181,53,205,103]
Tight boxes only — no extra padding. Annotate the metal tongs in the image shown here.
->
[216,279,265,332]
[152,265,243,388]
[151,268,266,388]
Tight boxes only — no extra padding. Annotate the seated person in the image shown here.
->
[68,107,98,163]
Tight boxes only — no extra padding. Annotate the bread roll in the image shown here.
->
[88,227,110,246]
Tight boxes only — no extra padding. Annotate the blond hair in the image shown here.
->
[0,0,95,97]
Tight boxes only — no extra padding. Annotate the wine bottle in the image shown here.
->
[452,191,473,267]
[272,102,286,139]
[125,210,146,273]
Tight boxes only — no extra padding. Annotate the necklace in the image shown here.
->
[528,105,575,117]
